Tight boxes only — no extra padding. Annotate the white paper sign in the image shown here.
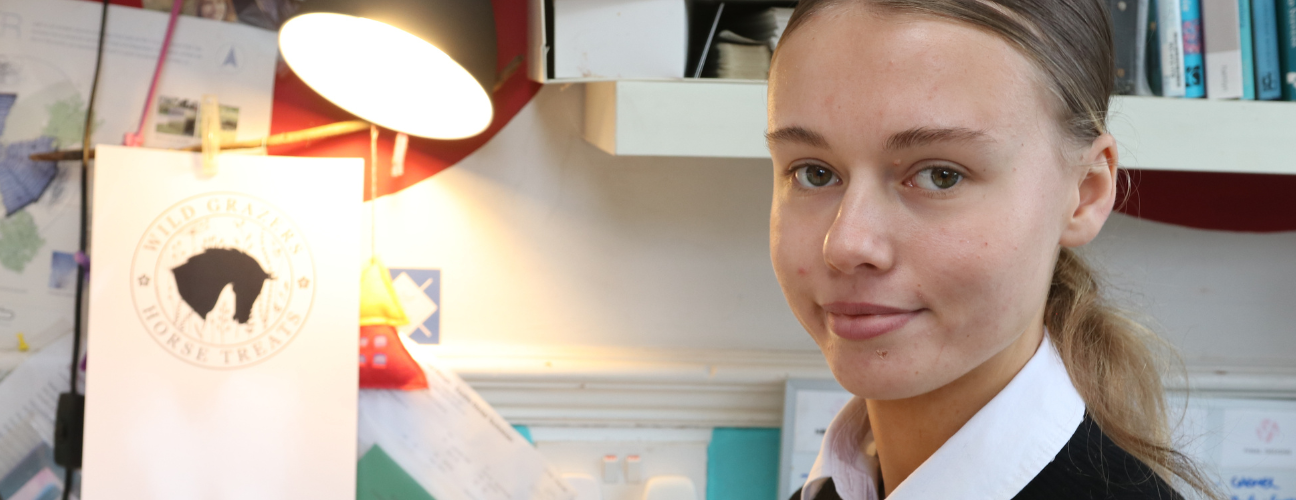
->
[786,388,852,497]
[83,146,362,500]
[1223,409,1296,469]
[358,358,576,500]
[793,389,852,454]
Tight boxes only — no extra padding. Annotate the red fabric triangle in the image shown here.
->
[359,325,428,390]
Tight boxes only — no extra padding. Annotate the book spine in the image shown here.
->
[1160,0,1187,96]
[1240,0,1256,99]
[1147,0,1165,94]
[1203,0,1245,98]
[1279,0,1296,99]
[1111,0,1142,94]
[1255,0,1284,99]
[1182,0,1206,97]
[1136,0,1156,95]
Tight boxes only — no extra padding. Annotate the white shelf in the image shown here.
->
[584,79,1296,175]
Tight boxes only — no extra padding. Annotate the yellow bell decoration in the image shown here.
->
[359,258,410,327]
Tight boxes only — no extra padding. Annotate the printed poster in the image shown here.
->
[1223,409,1296,469]
[787,388,853,498]
[0,0,277,359]
[83,146,361,500]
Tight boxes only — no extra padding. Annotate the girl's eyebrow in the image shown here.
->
[765,125,993,152]
[884,126,992,151]
[766,125,831,149]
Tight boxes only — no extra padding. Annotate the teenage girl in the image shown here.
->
[766,1,1218,498]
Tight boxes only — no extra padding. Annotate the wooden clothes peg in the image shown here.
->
[200,94,221,176]
[391,132,409,178]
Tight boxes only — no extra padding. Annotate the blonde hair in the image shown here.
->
[777,1,1219,497]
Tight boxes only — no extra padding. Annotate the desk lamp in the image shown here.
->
[278,0,496,139]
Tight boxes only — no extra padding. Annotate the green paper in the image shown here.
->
[357,445,436,500]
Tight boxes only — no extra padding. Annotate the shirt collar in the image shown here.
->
[802,332,1085,500]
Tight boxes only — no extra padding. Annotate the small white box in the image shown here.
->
[535,0,688,81]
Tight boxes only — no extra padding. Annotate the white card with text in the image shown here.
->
[83,146,362,500]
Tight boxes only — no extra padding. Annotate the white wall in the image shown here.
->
[373,84,812,353]
[1086,215,1296,369]
[373,83,1295,374]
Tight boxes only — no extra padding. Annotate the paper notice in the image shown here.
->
[793,389,852,454]
[786,388,852,498]
[1222,409,1296,469]
[358,359,575,500]
[0,333,69,478]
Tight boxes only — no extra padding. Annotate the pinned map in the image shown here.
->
[0,0,277,359]
[0,136,57,217]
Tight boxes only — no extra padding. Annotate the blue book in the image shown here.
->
[1279,0,1296,99]
[1254,0,1283,99]
[1182,0,1206,97]
[1240,0,1255,99]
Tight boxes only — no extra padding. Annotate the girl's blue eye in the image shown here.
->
[912,166,962,190]
[794,164,840,188]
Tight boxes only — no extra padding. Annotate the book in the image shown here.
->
[1240,0,1256,99]
[1148,0,1165,94]
[1136,0,1157,95]
[1182,0,1206,97]
[712,36,773,80]
[770,7,794,49]
[1110,0,1142,94]
[698,6,787,80]
[1202,0,1245,98]
[1159,0,1187,96]
[1254,0,1284,99]
[1278,0,1296,99]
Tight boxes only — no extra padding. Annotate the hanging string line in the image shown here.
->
[64,1,110,498]
[72,0,109,431]
[370,125,378,261]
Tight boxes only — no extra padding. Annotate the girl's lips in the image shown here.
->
[822,302,920,340]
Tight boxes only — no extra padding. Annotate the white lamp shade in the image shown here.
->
[279,10,495,139]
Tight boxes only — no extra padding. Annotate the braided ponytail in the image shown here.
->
[1047,248,1217,497]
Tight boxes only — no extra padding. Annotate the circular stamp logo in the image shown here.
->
[131,193,315,369]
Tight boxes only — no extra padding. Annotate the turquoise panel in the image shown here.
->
[708,427,781,500]
[512,424,534,445]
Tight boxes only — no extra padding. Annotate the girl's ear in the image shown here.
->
[1059,133,1119,248]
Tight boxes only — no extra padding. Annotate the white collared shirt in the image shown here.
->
[801,333,1085,500]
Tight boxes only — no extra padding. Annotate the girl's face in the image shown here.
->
[768,7,1110,400]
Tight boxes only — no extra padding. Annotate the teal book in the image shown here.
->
[1182,0,1206,97]
[1110,0,1141,94]
[1255,0,1284,99]
[1148,0,1165,95]
[1279,0,1296,99]
[1240,0,1256,99]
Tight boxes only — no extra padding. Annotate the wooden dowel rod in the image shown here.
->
[28,120,372,162]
